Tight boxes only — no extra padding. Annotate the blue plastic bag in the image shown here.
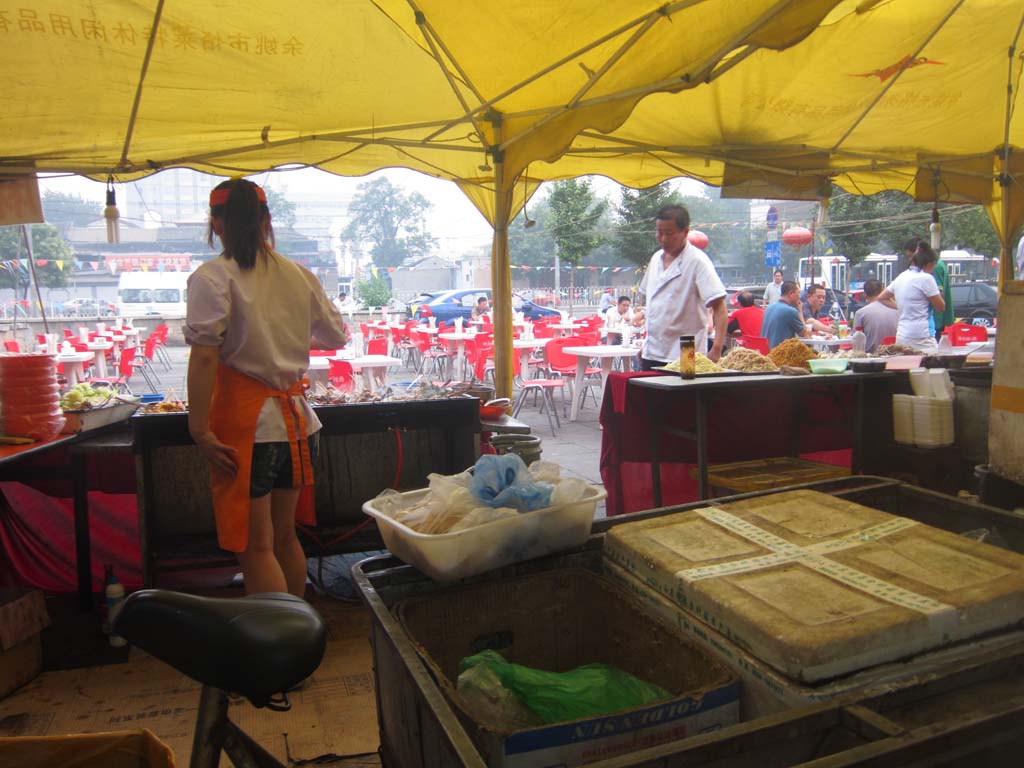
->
[469,454,553,513]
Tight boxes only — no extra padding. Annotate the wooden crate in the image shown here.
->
[688,456,848,495]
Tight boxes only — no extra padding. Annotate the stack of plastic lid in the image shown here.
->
[912,397,955,448]
[892,394,915,445]
[0,353,65,441]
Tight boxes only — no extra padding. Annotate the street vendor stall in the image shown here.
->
[353,476,1024,768]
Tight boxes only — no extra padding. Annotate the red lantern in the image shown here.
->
[782,226,813,247]
[687,229,709,249]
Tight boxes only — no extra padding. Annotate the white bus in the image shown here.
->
[798,255,848,292]
[117,271,191,317]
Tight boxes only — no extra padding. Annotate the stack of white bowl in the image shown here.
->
[894,368,955,447]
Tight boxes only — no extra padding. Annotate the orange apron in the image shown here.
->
[208,363,316,553]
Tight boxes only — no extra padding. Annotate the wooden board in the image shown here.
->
[605,489,1024,682]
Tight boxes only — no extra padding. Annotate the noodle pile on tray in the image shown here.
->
[719,347,779,372]
[768,338,818,369]
[661,353,724,374]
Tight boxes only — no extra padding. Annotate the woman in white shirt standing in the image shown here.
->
[877,239,945,353]
[185,178,347,597]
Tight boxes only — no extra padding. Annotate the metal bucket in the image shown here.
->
[489,433,542,465]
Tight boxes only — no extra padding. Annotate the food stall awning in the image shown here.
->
[2,1,1020,395]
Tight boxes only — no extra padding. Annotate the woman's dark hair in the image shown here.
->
[207,179,274,270]
[910,239,937,269]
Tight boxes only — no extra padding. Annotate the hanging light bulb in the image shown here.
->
[930,204,941,251]
[104,177,121,244]
[522,171,536,228]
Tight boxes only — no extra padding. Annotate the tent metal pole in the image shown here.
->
[490,123,515,401]
[22,225,50,335]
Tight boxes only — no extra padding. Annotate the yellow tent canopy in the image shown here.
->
[2,0,1021,395]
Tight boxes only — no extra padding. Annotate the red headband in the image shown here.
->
[209,183,267,207]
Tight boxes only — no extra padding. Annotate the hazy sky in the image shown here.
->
[38,167,706,252]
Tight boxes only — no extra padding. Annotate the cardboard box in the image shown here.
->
[602,559,1024,720]
[0,590,49,699]
[0,729,176,767]
[605,489,1024,682]
[397,569,740,768]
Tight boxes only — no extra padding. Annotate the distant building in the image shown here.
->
[389,255,457,297]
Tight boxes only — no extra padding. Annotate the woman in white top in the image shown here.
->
[877,239,945,353]
[185,178,347,596]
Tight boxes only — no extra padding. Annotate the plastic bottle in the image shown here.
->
[678,335,696,379]
[105,565,127,648]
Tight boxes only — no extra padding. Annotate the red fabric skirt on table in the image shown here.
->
[599,372,854,516]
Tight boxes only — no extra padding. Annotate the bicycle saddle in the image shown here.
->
[114,590,326,708]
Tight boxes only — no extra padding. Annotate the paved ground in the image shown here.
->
[143,342,607,511]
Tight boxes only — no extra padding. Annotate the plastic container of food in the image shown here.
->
[807,358,849,375]
[363,484,606,581]
[849,358,886,373]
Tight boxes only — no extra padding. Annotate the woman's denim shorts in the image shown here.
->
[249,434,320,498]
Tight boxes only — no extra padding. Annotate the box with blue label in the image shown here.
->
[396,569,739,768]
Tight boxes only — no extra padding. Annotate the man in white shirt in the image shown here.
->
[763,270,784,304]
[638,205,727,368]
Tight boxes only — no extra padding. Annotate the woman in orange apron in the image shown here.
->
[185,178,348,596]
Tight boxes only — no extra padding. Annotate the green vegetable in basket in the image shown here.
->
[457,649,671,725]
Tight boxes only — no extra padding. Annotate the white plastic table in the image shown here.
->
[439,331,480,381]
[57,351,94,386]
[85,340,113,378]
[512,338,549,381]
[551,322,583,338]
[307,354,402,392]
[562,345,640,422]
[799,336,847,351]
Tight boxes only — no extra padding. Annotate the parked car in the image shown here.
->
[61,298,116,317]
[725,286,767,308]
[404,291,441,318]
[412,289,563,323]
[950,282,998,326]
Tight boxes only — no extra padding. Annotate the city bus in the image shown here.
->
[798,255,848,292]
[848,250,996,292]
[117,271,191,317]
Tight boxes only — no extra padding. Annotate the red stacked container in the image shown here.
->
[0,353,66,441]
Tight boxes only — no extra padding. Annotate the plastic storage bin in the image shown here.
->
[363,484,606,581]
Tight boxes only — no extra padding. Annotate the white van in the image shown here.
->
[117,271,191,317]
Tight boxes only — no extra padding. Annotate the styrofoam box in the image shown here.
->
[604,490,1024,682]
[363,485,606,581]
[602,559,1024,719]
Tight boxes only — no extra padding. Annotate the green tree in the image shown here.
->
[613,183,681,266]
[264,186,298,230]
[509,196,556,287]
[0,224,73,290]
[355,275,392,308]
[344,177,437,268]
[547,179,607,311]
[41,191,102,233]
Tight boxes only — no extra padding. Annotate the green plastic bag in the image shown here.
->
[457,650,671,725]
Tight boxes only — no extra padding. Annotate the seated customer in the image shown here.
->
[471,296,490,319]
[605,295,639,344]
[726,291,764,338]
[853,278,898,353]
[760,281,810,349]
[801,283,834,335]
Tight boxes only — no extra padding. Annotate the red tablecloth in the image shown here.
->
[599,372,854,516]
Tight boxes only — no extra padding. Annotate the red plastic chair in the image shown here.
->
[511,351,566,435]
[879,336,897,346]
[86,346,137,393]
[62,328,75,339]
[366,336,388,356]
[310,349,336,357]
[411,332,449,378]
[737,335,770,355]
[328,359,355,392]
[4,340,20,353]
[543,336,602,412]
